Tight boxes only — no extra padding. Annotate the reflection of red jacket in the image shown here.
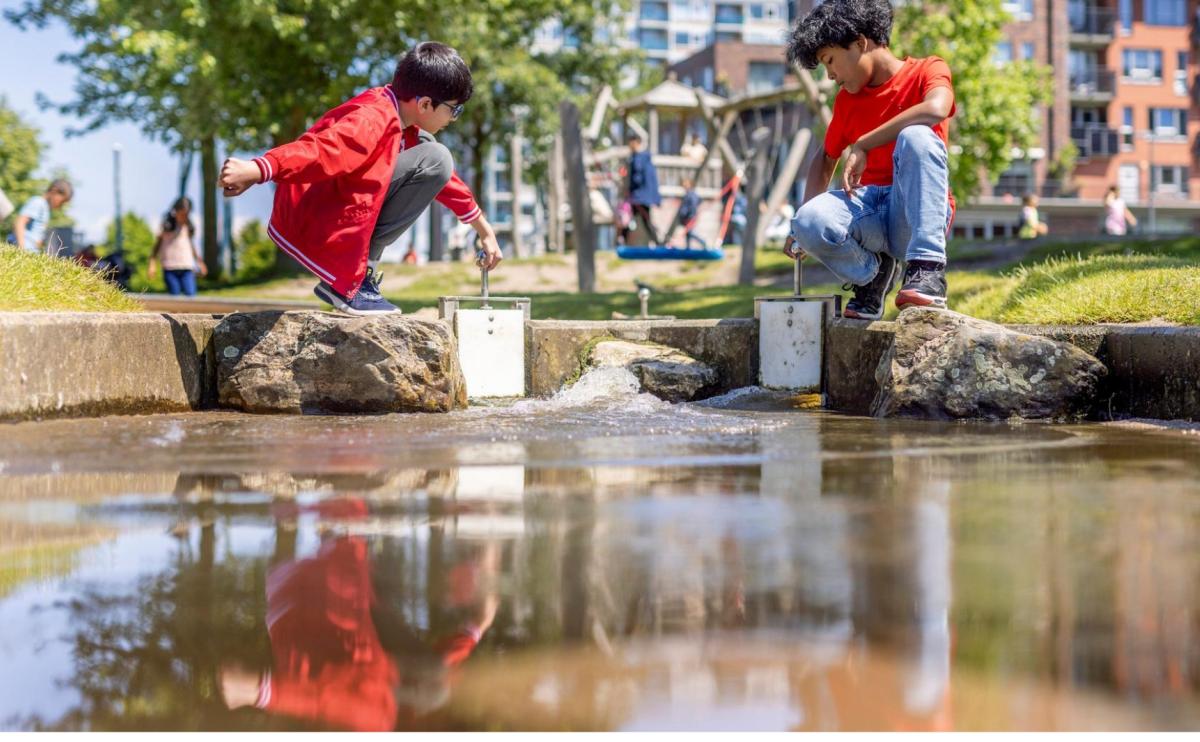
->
[255,502,482,731]
[258,536,398,731]
[253,85,481,298]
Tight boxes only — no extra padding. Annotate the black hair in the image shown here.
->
[627,132,643,143]
[163,195,195,234]
[392,41,473,104]
[786,0,893,70]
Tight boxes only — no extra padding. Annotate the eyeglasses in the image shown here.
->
[429,98,465,120]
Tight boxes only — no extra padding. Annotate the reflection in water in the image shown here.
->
[0,407,1199,730]
[219,498,499,731]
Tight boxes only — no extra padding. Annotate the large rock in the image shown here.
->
[872,308,1106,420]
[587,339,718,402]
[216,311,467,414]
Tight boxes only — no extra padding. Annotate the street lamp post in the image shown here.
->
[112,143,124,255]
[1140,129,1158,235]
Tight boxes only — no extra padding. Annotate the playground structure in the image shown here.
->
[548,65,837,289]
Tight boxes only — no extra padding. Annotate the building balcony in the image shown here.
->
[1068,69,1116,104]
[1071,124,1121,158]
[1068,3,1116,46]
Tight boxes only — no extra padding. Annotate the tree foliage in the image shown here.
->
[0,98,47,235]
[891,0,1054,200]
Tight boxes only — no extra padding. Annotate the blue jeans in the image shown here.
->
[164,269,198,296]
[790,125,952,286]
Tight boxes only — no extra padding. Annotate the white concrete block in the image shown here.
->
[455,309,526,398]
[758,300,823,390]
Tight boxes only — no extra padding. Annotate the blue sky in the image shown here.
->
[1,2,274,242]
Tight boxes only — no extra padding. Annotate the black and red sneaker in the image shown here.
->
[895,260,948,310]
[843,252,898,320]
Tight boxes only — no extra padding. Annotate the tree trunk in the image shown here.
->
[560,102,596,292]
[738,127,772,286]
[200,136,222,280]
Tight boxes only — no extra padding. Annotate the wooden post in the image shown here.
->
[547,132,563,254]
[429,202,445,262]
[756,127,812,244]
[560,101,596,292]
[648,109,659,154]
[738,127,772,286]
[510,134,524,258]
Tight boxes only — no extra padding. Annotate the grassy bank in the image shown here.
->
[0,245,140,312]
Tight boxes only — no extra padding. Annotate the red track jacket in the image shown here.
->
[252,85,482,298]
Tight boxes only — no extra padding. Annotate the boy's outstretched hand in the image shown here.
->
[219,158,261,197]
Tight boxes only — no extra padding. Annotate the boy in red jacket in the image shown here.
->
[783,0,955,320]
[219,42,502,315]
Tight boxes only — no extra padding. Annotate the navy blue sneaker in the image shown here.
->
[313,273,400,316]
[843,252,899,320]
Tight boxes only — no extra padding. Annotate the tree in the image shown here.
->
[0,97,46,235]
[891,0,1054,201]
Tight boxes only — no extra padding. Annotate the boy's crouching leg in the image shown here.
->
[789,192,882,287]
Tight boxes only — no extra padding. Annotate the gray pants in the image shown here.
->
[369,132,454,261]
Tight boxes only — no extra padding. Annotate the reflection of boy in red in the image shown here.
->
[221,498,498,731]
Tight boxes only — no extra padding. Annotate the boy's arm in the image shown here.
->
[220,108,385,195]
[842,87,954,195]
[802,154,839,206]
[435,171,502,270]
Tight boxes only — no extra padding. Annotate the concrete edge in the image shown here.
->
[825,318,1200,421]
[0,311,1197,422]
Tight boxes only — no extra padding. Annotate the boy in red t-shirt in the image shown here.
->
[783,0,955,319]
[219,42,503,316]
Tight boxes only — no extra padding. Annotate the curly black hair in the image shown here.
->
[786,0,894,70]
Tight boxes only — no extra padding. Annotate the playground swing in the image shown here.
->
[615,171,741,261]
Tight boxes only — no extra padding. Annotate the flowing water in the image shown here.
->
[2,369,1199,731]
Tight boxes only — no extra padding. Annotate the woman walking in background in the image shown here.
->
[149,196,207,295]
[1103,185,1138,236]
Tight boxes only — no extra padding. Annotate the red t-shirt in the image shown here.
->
[824,56,957,214]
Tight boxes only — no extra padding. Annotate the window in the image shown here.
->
[714,3,744,24]
[1120,106,1134,150]
[1175,51,1189,96]
[639,1,669,21]
[1119,0,1133,30]
[1022,42,1035,61]
[748,62,785,93]
[1151,165,1190,195]
[750,3,764,19]
[714,30,742,42]
[1122,49,1164,80]
[994,41,1014,65]
[1144,0,1186,25]
[638,27,669,50]
[675,31,690,45]
[703,68,714,92]
[1149,107,1188,136]
[1002,0,1033,20]
[1069,48,1099,86]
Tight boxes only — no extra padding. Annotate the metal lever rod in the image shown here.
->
[476,249,491,309]
[793,255,803,297]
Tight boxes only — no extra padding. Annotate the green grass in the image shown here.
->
[957,254,1200,325]
[1019,234,1200,265]
[0,244,141,312]
[171,237,1200,326]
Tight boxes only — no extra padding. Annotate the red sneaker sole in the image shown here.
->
[895,289,947,309]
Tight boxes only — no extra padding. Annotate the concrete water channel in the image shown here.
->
[2,368,1200,731]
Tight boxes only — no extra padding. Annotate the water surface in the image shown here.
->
[2,372,1199,731]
